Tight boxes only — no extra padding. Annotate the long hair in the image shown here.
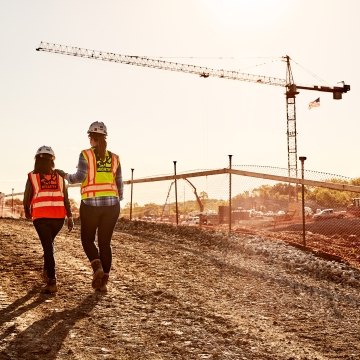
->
[33,155,55,174]
[89,132,107,160]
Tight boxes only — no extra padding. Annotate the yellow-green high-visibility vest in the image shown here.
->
[81,148,119,199]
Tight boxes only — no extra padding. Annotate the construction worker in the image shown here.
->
[23,146,74,294]
[57,121,123,292]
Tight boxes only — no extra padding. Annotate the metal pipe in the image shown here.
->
[130,168,134,220]
[299,156,307,246]
[228,155,233,235]
[173,161,179,225]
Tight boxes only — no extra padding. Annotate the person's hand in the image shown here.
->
[55,169,67,178]
[67,217,74,231]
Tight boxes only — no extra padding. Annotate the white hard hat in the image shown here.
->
[87,121,107,135]
[35,145,55,159]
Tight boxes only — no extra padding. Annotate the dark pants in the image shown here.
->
[80,202,120,274]
[33,218,64,280]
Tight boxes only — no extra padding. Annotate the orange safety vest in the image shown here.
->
[81,148,119,199]
[28,172,67,220]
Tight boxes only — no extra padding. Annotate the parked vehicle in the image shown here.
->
[181,216,200,226]
[313,208,345,221]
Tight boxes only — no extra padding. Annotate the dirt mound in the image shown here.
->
[270,217,360,269]
[1,218,360,359]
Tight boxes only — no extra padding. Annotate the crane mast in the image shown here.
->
[285,55,299,179]
[36,42,350,178]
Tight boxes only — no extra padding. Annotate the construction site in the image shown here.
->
[2,158,360,359]
[2,3,360,357]
[0,213,359,359]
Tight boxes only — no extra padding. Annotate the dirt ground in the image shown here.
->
[0,218,359,360]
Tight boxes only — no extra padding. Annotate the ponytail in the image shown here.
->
[90,133,107,160]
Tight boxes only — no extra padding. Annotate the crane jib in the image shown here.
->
[36,41,350,178]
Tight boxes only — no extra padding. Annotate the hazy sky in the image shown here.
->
[1,0,359,205]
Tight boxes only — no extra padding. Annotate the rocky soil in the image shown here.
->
[0,218,359,360]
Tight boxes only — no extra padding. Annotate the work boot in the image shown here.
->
[91,259,104,290]
[41,278,58,294]
[97,273,109,293]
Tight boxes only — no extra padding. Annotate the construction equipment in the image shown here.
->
[36,42,350,178]
[161,178,204,219]
[184,178,204,213]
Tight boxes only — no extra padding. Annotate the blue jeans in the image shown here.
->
[33,218,64,279]
[80,202,120,273]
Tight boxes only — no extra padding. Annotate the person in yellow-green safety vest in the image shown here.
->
[23,145,74,294]
[56,121,123,292]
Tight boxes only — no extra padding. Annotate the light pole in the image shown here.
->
[299,156,307,247]
[228,155,233,235]
[11,188,14,215]
[173,161,179,225]
[0,192,4,217]
[130,168,134,220]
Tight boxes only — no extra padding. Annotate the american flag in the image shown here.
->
[308,97,320,109]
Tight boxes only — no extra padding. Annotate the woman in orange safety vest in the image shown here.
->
[23,146,73,294]
[57,122,123,293]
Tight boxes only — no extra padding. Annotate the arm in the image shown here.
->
[63,179,73,218]
[62,178,74,231]
[116,160,124,201]
[67,152,88,184]
[23,178,33,220]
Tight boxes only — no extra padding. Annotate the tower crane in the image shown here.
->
[36,41,350,178]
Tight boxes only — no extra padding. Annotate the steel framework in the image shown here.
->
[36,42,350,178]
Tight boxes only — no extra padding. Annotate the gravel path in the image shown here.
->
[0,218,359,359]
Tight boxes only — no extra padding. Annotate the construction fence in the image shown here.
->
[2,164,360,243]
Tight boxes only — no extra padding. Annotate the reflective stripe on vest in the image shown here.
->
[81,148,119,199]
[29,172,66,220]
